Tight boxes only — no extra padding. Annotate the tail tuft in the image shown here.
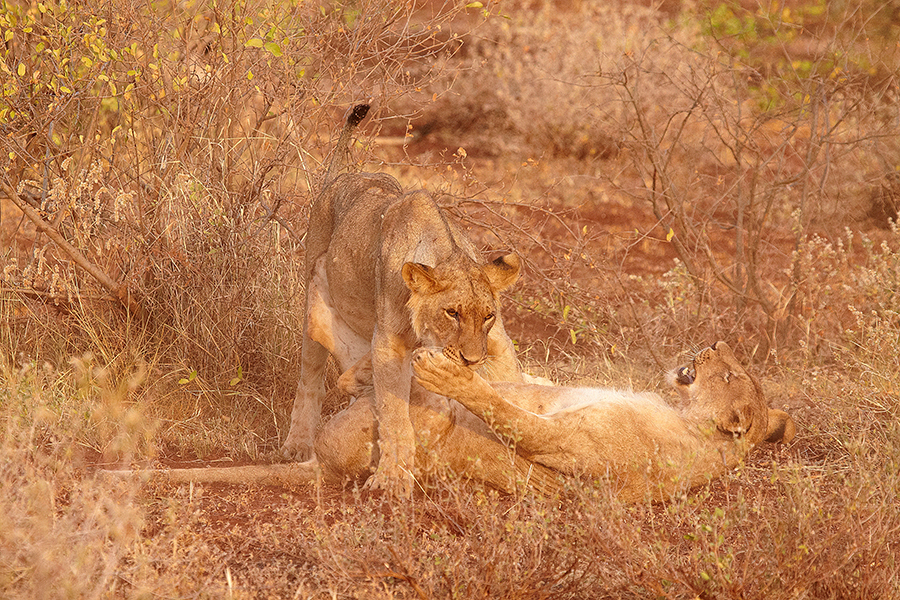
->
[321,103,371,186]
[347,104,370,128]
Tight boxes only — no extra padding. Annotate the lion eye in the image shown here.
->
[445,308,459,320]
[485,313,495,323]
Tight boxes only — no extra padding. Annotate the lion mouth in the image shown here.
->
[675,365,696,385]
[441,347,485,369]
[717,422,750,439]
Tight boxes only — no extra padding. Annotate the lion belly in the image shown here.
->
[306,256,371,373]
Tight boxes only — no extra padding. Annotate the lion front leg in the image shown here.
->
[479,319,524,383]
[366,334,417,498]
[413,348,563,457]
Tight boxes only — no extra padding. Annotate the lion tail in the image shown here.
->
[323,103,370,185]
[101,461,322,487]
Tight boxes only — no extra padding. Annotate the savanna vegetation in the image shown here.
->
[1,0,899,597]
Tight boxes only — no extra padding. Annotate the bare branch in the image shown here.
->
[1,181,145,319]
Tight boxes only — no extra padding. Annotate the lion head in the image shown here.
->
[402,253,520,368]
[672,341,795,446]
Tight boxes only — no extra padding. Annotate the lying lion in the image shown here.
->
[119,342,794,502]
[411,341,795,501]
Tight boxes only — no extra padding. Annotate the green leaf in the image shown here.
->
[230,366,243,386]
[263,41,282,57]
[244,38,264,48]
[466,1,483,7]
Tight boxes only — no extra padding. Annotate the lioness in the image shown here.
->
[134,341,794,503]
[281,104,523,495]
[410,341,796,501]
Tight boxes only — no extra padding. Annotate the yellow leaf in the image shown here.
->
[17,63,25,77]
[244,38,264,48]
[666,227,675,242]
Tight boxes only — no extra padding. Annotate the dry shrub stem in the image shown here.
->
[1,180,144,318]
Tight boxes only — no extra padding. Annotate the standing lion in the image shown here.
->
[280,105,523,496]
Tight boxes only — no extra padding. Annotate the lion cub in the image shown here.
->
[281,106,522,496]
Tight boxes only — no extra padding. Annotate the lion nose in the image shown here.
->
[458,352,480,367]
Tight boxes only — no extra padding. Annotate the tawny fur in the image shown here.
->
[118,342,794,503]
[410,341,795,501]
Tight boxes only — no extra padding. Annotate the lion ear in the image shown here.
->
[483,253,520,292]
[402,262,445,294]
[764,408,796,444]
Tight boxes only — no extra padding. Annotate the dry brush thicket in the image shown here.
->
[1,0,900,598]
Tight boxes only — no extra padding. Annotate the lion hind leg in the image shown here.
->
[282,338,329,461]
[315,394,378,483]
[282,258,368,461]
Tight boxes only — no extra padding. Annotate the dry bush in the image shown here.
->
[416,1,658,158]
[425,0,899,365]
[1,0,476,453]
[0,352,149,598]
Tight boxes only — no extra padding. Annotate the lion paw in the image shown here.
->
[364,464,414,499]
[412,348,473,398]
[280,432,315,462]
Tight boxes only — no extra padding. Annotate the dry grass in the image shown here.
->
[2,0,900,597]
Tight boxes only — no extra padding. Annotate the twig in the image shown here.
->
[0,287,117,303]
